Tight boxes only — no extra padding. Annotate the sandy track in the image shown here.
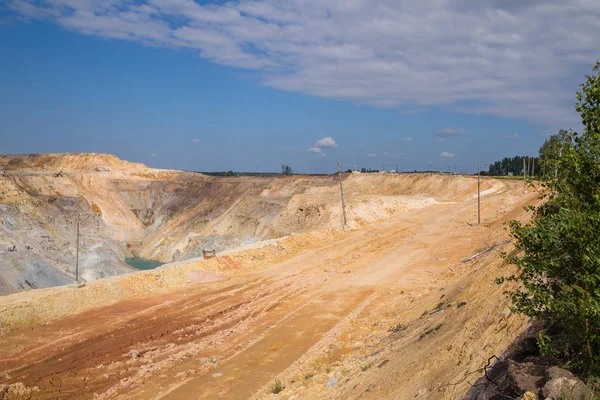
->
[0,179,534,399]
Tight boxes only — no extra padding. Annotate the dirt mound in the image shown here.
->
[0,153,147,172]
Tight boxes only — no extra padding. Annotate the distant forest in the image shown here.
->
[484,130,568,177]
[483,156,539,176]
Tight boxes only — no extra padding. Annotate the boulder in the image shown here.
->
[505,360,546,397]
[542,367,590,400]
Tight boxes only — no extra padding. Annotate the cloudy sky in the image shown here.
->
[1,0,599,173]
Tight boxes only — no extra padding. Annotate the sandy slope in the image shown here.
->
[0,153,498,295]
[0,169,537,399]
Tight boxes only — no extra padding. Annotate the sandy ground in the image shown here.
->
[1,153,501,296]
[0,176,537,400]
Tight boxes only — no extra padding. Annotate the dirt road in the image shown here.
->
[0,178,533,399]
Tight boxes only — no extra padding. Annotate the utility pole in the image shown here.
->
[477,164,481,224]
[75,212,80,283]
[531,157,535,179]
[523,158,527,193]
[337,161,348,230]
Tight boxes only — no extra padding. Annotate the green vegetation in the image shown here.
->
[484,155,538,177]
[420,323,444,339]
[498,61,600,377]
[268,379,285,394]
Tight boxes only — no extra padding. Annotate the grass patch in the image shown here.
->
[491,175,525,180]
[268,379,285,395]
[457,301,467,309]
[420,324,444,340]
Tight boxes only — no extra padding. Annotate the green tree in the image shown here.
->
[487,155,538,176]
[539,130,572,178]
[499,62,600,376]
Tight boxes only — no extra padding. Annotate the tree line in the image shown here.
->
[485,129,572,178]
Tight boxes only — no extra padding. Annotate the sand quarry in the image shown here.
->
[0,153,538,399]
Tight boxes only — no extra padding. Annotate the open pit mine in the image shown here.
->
[0,153,538,399]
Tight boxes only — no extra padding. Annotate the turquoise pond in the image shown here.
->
[124,257,165,270]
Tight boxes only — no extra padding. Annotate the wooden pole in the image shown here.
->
[523,158,527,193]
[477,164,481,224]
[75,212,80,283]
[337,161,348,229]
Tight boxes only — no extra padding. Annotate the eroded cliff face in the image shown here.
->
[0,153,496,295]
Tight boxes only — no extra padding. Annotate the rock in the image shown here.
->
[326,379,338,388]
[213,372,222,378]
[211,356,218,364]
[520,391,537,400]
[506,361,546,397]
[546,366,575,380]
[129,349,140,360]
[542,368,590,400]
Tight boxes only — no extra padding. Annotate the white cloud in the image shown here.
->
[501,133,520,140]
[399,109,428,115]
[398,152,406,156]
[308,136,336,155]
[400,137,412,142]
[437,128,470,139]
[9,0,600,126]
[313,137,337,148]
[150,153,157,157]
[191,138,200,143]
[440,152,455,158]
[366,153,376,157]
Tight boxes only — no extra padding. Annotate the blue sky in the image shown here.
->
[1,1,598,173]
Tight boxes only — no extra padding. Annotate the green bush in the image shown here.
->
[498,62,600,377]
[268,379,285,394]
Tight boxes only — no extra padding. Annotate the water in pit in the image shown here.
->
[124,257,165,270]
